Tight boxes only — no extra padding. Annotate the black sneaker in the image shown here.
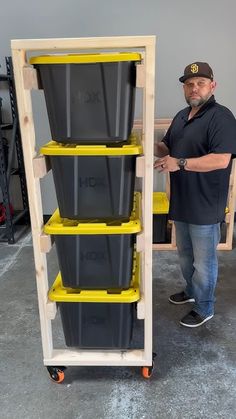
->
[180,310,213,328]
[169,291,195,305]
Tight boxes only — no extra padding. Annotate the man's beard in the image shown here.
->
[185,94,212,108]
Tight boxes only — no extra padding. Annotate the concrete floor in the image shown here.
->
[1,228,236,419]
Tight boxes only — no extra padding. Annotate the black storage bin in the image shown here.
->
[30,53,141,144]
[44,193,141,289]
[153,214,168,243]
[60,302,134,349]
[48,254,140,349]
[54,234,135,289]
[51,155,135,220]
[152,192,169,243]
[41,137,142,220]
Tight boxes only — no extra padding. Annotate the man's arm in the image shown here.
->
[154,153,231,172]
[154,141,169,157]
[185,153,231,171]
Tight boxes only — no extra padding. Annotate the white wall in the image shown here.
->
[1,0,236,212]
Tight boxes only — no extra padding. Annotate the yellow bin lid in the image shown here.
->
[30,52,142,65]
[153,192,169,214]
[44,192,141,235]
[40,134,142,156]
[48,253,140,303]
[153,192,227,215]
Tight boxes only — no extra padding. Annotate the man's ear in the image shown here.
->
[211,80,217,91]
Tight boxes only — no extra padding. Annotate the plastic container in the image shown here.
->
[40,135,142,220]
[48,253,140,349]
[153,192,169,243]
[44,193,141,289]
[29,53,141,144]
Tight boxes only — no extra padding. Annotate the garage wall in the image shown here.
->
[1,0,236,212]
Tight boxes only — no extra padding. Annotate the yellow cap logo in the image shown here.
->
[191,64,199,74]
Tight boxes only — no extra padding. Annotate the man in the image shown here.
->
[154,61,236,328]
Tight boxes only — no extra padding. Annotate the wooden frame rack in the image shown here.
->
[142,119,236,251]
[11,36,155,375]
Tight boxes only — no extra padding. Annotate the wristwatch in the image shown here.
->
[177,158,187,170]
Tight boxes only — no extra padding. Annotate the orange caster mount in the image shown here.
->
[141,352,156,379]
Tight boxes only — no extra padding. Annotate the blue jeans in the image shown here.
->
[175,221,221,317]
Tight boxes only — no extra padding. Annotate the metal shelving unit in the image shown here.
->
[0,57,29,243]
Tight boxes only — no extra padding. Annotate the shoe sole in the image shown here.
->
[180,314,214,328]
[168,297,195,305]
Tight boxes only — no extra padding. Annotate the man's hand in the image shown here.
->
[154,155,180,172]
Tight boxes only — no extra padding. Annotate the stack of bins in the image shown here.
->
[30,52,143,349]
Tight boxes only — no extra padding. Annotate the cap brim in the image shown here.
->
[179,74,213,83]
[179,75,187,83]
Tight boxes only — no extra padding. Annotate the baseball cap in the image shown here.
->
[179,62,214,83]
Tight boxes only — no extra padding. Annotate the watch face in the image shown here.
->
[178,158,187,169]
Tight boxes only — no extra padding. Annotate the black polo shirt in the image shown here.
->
[162,95,236,224]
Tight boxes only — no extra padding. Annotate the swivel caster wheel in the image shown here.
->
[141,352,156,379]
[47,366,66,383]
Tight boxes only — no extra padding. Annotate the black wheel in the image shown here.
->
[47,366,66,383]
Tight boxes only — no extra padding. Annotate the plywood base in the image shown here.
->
[44,349,149,367]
